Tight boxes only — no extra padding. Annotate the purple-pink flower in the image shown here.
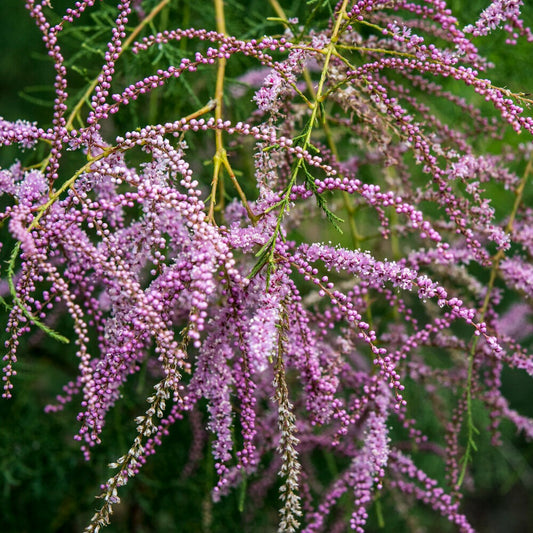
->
[1,1,533,531]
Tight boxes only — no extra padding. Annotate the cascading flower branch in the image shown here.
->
[1,0,533,531]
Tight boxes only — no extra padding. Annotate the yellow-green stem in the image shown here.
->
[208,0,228,223]
[254,0,350,280]
[458,155,532,487]
[65,0,170,131]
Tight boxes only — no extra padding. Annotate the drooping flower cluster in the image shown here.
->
[1,0,533,531]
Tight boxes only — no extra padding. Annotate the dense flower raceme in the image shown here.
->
[1,0,533,531]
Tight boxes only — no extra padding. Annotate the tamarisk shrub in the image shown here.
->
[1,0,533,531]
